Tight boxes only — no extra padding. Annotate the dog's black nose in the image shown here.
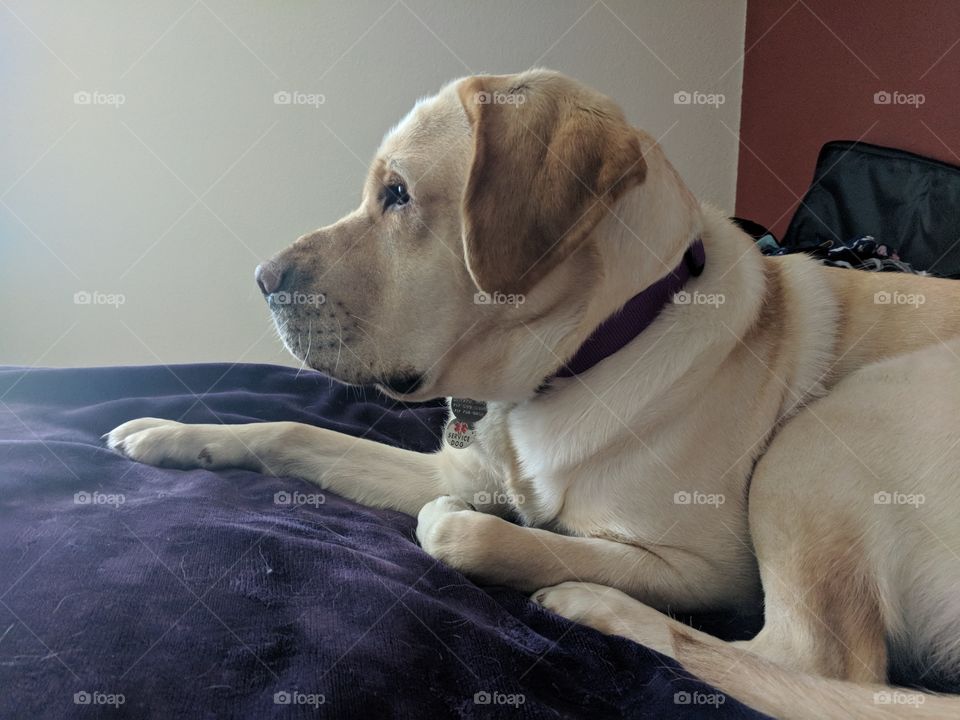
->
[255,262,284,296]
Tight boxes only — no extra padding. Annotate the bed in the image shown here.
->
[0,363,766,719]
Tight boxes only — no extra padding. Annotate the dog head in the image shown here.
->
[256,69,695,401]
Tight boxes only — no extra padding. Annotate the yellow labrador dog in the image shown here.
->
[108,70,960,718]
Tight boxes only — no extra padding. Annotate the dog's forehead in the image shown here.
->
[376,82,470,170]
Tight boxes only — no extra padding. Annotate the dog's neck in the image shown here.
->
[543,144,703,382]
[552,239,704,378]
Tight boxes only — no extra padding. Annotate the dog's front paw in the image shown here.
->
[106,418,188,466]
[416,495,473,551]
[105,418,248,470]
[416,495,493,575]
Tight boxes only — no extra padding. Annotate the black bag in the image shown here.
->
[782,141,960,278]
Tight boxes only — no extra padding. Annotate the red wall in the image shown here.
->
[736,0,960,237]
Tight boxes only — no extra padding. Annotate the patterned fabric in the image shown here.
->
[759,234,923,274]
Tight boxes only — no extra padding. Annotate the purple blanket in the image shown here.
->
[0,364,766,719]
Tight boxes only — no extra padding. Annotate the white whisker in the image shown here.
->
[334,315,343,374]
[349,313,386,333]
[296,322,312,378]
[352,321,386,372]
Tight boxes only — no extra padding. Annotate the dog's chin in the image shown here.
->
[293,354,431,401]
[374,372,429,400]
[273,317,431,399]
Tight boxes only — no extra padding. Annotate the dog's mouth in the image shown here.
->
[272,311,427,396]
[267,295,429,398]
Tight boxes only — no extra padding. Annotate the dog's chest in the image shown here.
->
[475,394,753,546]
[473,400,647,531]
[472,403,567,525]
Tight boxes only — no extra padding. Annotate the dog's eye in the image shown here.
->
[382,182,410,211]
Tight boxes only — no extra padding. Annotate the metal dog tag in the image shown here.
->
[444,418,476,449]
[445,398,487,449]
[450,398,487,423]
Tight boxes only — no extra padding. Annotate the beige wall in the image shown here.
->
[1,0,746,367]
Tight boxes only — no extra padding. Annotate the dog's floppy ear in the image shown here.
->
[457,72,647,295]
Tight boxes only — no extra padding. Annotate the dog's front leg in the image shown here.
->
[416,496,734,611]
[107,418,501,516]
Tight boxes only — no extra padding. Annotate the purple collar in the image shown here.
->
[553,239,705,378]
